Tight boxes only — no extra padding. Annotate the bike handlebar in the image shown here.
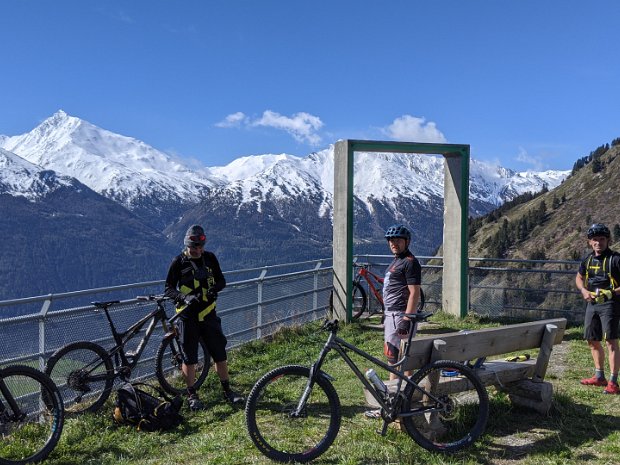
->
[136,294,170,302]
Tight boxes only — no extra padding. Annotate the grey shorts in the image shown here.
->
[584,301,620,341]
[383,311,406,364]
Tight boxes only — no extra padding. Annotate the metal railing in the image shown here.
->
[354,254,584,323]
[0,255,586,374]
[0,259,333,375]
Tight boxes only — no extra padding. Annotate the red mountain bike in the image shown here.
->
[351,264,425,320]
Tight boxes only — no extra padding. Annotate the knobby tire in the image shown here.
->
[245,365,341,463]
[155,336,210,396]
[401,360,488,453]
[0,365,64,465]
[44,341,114,415]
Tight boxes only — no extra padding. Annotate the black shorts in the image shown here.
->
[584,301,620,341]
[178,313,228,364]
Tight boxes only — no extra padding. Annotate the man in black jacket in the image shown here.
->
[165,225,244,409]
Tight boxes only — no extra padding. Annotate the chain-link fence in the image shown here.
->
[0,255,588,374]
[0,259,333,374]
[353,255,584,323]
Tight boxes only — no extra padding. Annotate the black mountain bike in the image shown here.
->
[45,295,210,415]
[0,365,64,465]
[245,312,489,463]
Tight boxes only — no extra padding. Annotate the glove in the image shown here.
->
[183,294,200,307]
[594,289,613,304]
[397,318,411,337]
[206,289,218,301]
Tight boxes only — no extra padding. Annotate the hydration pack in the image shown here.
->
[113,382,183,432]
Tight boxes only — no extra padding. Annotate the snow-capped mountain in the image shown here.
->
[0,111,573,299]
[1,111,569,222]
[1,111,224,228]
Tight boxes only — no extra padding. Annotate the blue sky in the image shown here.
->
[1,1,619,171]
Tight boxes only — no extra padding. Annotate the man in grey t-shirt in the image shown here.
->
[382,224,422,378]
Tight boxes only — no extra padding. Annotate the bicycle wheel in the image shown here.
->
[245,365,341,463]
[351,282,367,319]
[0,365,64,465]
[401,360,488,453]
[45,341,114,415]
[155,336,210,395]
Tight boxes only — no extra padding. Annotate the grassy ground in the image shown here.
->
[40,313,619,465]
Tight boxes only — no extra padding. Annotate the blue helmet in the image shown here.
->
[384,224,411,241]
[587,223,610,239]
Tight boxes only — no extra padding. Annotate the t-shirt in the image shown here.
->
[382,250,422,313]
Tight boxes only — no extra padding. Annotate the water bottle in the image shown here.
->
[365,368,388,398]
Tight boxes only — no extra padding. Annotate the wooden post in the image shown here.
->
[533,324,558,382]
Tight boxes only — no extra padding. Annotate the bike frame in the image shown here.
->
[97,301,172,373]
[298,318,444,421]
[355,265,384,305]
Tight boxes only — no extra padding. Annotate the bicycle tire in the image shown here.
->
[0,365,64,465]
[401,360,488,453]
[351,282,368,319]
[155,336,210,395]
[45,341,114,415]
[245,365,341,463]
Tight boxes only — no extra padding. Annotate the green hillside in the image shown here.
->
[469,140,620,261]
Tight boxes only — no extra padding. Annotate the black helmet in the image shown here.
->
[587,223,610,239]
[184,224,206,247]
[384,224,411,241]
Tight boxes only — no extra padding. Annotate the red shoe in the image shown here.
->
[603,381,620,394]
[580,376,607,386]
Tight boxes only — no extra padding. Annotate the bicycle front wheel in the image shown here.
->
[402,360,489,453]
[45,341,114,415]
[245,365,341,463]
[155,336,210,395]
[0,365,64,465]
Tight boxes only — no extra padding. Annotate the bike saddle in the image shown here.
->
[91,300,121,309]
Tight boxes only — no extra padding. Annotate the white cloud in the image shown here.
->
[215,112,248,128]
[515,146,544,171]
[382,115,447,143]
[251,110,323,145]
[216,110,324,145]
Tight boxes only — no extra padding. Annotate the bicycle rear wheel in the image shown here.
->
[245,365,341,463]
[45,341,114,415]
[155,336,210,395]
[351,282,368,319]
[401,360,488,453]
[0,365,64,465]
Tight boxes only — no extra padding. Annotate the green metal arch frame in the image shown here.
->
[332,139,470,321]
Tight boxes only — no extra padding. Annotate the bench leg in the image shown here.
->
[504,379,553,414]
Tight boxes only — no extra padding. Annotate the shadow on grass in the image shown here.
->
[465,393,620,463]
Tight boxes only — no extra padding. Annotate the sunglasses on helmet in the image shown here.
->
[189,234,206,242]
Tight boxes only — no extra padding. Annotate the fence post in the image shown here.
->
[257,268,268,340]
[38,295,53,371]
[313,260,322,312]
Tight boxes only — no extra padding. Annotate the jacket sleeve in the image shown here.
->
[164,256,184,302]
[208,252,226,293]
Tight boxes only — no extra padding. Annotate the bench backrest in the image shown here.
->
[403,318,567,371]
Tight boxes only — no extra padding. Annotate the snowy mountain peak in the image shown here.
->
[1,111,218,209]
[0,111,570,224]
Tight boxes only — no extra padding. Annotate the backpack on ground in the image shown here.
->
[113,382,183,432]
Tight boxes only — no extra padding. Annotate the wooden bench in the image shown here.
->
[365,317,567,414]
